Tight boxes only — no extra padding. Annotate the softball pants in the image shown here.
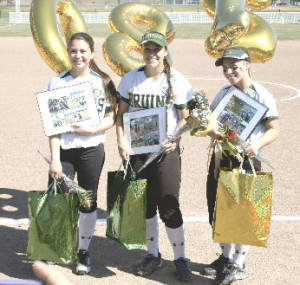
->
[49,143,105,213]
[130,147,183,229]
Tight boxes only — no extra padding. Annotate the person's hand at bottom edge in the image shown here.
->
[32,261,73,285]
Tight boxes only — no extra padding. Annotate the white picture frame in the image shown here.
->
[123,107,167,155]
[36,82,100,137]
[213,86,269,141]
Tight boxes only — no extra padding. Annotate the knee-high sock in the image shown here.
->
[220,243,234,259]
[78,210,97,251]
[146,215,159,257]
[232,244,250,268]
[165,224,185,260]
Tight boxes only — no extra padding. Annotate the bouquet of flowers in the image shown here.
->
[209,121,273,172]
[190,93,273,171]
[137,90,217,173]
[38,150,93,209]
[172,90,217,139]
[61,175,94,209]
[137,90,273,173]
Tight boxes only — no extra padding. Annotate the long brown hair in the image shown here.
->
[90,59,117,106]
[163,58,173,104]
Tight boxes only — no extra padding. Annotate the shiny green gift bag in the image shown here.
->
[26,182,79,264]
[106,162,147,249]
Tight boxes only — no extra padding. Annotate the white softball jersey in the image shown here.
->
[211,81,279,150]
[117,66,195,137]
[47,70,111,149]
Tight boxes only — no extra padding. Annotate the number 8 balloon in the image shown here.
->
[203,0,277,63]
[103,2,175,77]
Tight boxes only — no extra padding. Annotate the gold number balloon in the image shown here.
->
[30,0,88,74]
[30,0,117,106]
[203,0,277,63]
[103,2,175,77]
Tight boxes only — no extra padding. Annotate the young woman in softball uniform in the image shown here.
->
[48,32,115,276]
[116,31,195,282]
[202,46,279,285]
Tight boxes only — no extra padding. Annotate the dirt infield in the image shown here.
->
[0,38,299,285]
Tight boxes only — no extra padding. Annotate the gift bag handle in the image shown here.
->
[35,180,65,215]
[46,179,65,195]
[116,160,137,181]
[114,160,144,199]
[239,154,256,177]
[125,160,137,180]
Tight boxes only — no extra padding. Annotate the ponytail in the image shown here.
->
[163,58,173,104]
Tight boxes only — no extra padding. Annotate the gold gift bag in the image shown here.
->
[213,170,273,247]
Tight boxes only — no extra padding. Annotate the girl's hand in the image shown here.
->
[244,142,259,158]
[162,139,177,154]
[49,159,63,180]
[70,123,96,136]
[207,128,221,140]
[118,142,130,161]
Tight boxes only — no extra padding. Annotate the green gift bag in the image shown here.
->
[26,182,79,264]
[106,162,147,249]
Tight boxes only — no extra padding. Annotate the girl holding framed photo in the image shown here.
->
[116,31,195,282]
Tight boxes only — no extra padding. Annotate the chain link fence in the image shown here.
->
[9,10,300,24]
[3,0,300,6]
[2,0,201,6]
[3,0,300,9]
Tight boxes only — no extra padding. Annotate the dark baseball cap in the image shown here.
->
[215,47,251,66]
[141,31,168,48]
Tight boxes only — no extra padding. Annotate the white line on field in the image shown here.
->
[1,216,299,226]
[186,78,300,102]
[258,81,300,101]
[112,76,300,101]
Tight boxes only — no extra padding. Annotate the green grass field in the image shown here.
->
[0,3,299,39]
[0,20,299,40]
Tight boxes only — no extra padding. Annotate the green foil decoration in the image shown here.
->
[27,187,79,264]
[106,170,147,249]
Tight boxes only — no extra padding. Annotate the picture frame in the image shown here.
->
[36,81,100,137]
[123,107,167,155]
[213,86,269,141]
